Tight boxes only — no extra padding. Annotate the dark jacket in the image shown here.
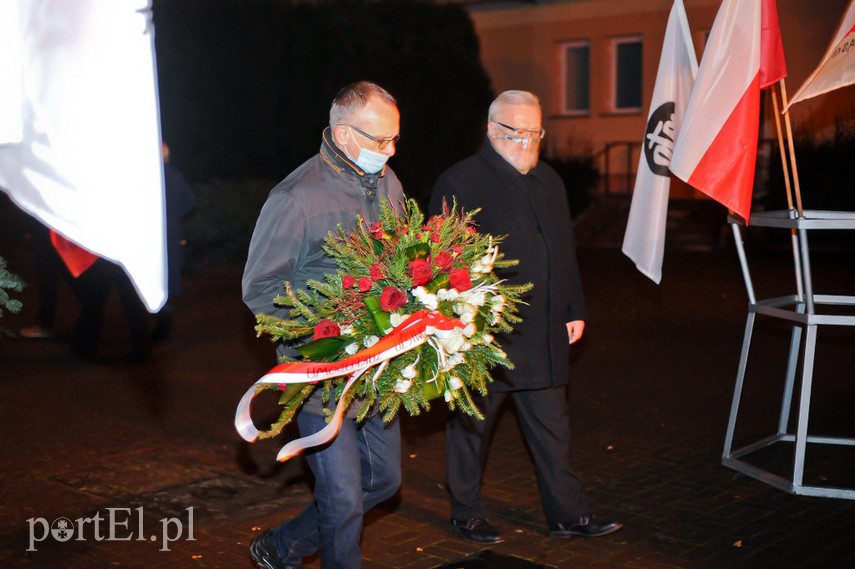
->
[243,127,404,319]
[242,127,404,416]
[429,142,586,391]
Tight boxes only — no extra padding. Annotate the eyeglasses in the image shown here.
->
[342,124,400,151]
[493,121,545,144]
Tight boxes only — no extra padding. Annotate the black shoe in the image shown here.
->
[249,529,301,569]
[449,517,505,544]
[550,515,623,539]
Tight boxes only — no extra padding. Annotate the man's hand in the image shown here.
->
[566,320,585,345]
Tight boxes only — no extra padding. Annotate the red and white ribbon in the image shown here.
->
[235,310,464,461]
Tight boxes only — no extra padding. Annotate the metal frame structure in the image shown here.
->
[723,209,855,499]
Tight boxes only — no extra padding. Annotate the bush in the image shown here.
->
[0,255,24,338]
[182,178,277,267]
[541,154,598,219]
[153,0,494,206]
[765,121,855,213]
[762,121,855,249]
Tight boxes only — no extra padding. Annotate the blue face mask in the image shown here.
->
[347,127,389,174]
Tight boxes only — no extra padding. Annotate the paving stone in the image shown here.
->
[2,203,854,568]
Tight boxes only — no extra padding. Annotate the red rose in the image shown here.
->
[408,258,433,286]
[426,215,443,229]
[434,251,453,271]
[370,264,383,281]
[448,268,472,291]
[380,286,407,311]
[342,275,355,289]
[357,277,373,292]
[313,319,340,339]
[430,233,441,243]
[451,245,463,254]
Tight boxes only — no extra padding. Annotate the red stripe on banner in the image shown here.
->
[235,309,466,460]
[50,230,98,277]
[267,310,460,379]
[687,74,761,222]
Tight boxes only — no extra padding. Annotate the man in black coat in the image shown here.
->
[428,90,622,544]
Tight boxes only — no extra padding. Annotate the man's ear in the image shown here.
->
[333,125,349,146]
[486,121,499,141]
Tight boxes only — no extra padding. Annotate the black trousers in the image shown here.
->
[70,258,150,358]
[445,385,589,525]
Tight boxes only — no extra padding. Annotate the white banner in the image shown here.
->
[622,0,697,284]
[0,0,166,312]
[786,0,855,110]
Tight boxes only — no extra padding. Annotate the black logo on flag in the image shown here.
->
[644,102,677,177]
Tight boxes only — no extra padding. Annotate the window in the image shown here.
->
[560,40,590,116]
[611,36,642,112]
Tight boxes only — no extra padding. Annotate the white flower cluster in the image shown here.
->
[392,243,509,402]
[470,241,498,275]
[394,355,420,393]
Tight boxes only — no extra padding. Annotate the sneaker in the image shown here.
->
[19,325,54,339]
[249,529,301,569]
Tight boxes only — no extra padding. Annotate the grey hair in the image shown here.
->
[329,81,397,129]
[488,90,540,122]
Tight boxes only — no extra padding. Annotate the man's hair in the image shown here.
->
[330,81,397,128]
[488,90,540,122]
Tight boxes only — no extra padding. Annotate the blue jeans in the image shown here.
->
[274,412,401,569]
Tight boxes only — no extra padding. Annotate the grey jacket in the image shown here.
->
[242,127,404,415]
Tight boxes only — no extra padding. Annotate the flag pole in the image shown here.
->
[779,77,816,310]
[770,79,805,301]
[778,79,805,216]
[769,84,794,211]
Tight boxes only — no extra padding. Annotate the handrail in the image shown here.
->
[598,141,639,196]
[596,137,777,197]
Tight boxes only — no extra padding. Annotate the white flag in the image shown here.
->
[622,0,697,284]
[785,0,855,111]
[0,0,166,312]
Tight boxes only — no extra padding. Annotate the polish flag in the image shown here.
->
[786,0,855,110]
[669,0,787,223]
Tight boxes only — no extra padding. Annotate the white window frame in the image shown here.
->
[559,40,590,116]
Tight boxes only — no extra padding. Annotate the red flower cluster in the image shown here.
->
[369,221,385,239]
[335,208,477,340]
[406,254,472,292]
[313,319,340,339]
[434,251,453,271]
[408,258,433,286]
[448,268,472,291]
[380,286,407,311]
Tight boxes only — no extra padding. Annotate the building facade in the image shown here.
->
[462,0,853,196]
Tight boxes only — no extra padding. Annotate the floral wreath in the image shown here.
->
[236,197,531,457]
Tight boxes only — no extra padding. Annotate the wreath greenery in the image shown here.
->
[253,197,531,438]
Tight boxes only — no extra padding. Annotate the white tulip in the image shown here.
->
[389,313,408,327]
[363,335,379,348]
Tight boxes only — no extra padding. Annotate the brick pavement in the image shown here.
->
[2,202,855,568]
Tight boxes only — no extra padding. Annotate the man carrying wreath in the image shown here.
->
[242,81,404,569]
